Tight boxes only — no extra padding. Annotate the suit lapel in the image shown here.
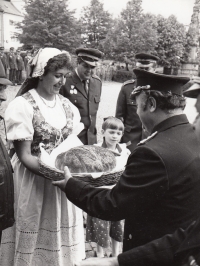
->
[72,72,88,99]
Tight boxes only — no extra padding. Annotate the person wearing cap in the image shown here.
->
[15,49,25,85]
[53,69,200,265]
[7,47,17,85]
[0,47,8,76]
[60,47,103,145]
[24,50,32,78]
[0,60,14,243]
[115,53,159,152]
[183,77,200,144]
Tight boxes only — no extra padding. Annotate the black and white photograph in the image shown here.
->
[0,0,200,265]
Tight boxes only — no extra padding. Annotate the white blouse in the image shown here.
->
[5,89,82,141]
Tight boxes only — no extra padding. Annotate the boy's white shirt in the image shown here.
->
[94,142,131,189]
[94,142,130,171]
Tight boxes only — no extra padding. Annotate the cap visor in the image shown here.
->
[183,83,200,98]
[0,77,13,86]
[82,59,97,67]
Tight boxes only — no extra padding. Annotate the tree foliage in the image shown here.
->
[155,15,187,67]
[102,0,158,61]
[16,0,81,52]
[79,0,113,48]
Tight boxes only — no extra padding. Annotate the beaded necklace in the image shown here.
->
[37,91,57,108]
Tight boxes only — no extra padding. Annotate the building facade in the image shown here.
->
[0,0,24,51]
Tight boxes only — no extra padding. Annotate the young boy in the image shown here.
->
[86,117,130,257]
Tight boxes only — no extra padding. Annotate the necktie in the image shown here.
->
[83,80,89,95]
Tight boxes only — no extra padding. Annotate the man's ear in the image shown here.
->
[101,129,105,135]
[148,97,156,112]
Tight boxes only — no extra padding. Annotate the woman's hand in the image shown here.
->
[52,166,72,191]
[75,257,119,266]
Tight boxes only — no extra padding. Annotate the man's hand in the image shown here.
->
[52,166,72,191]
[75,257,119,266]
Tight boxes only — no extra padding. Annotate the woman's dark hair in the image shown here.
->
[102,116,124,132]
[16,77,39,97]
[43,53,73,76]
[144,90,186,110]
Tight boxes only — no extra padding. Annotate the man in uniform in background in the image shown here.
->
[0,47,8,77]
[61,48,103,145]
[115,53,159,152]
[7,47,17,85]
[15,49,25,85]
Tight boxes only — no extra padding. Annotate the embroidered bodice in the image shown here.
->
[22,92,74,156]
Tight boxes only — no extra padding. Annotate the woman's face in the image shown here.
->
[40,67,70,96]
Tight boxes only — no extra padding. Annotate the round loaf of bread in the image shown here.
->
[55,145,116,173]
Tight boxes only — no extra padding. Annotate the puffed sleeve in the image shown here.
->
[5,96,34,141]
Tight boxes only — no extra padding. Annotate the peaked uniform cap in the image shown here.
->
[76,48,103,67]
[135,53,159,61]
[183,83,200,98]
[0,60,12,86]
[132,69,190,97]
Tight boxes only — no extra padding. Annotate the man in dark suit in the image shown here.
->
[53,69,200,265]
[60,48,103,145]
[0,47,8,76]
[7,47,17,85]
[115,53,159,152]
[15,49,24,85]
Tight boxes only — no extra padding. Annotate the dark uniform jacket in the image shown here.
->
[60,71,102,144]
[7,53,17,70]
[0,137,14,232]
[65,114,200,264]
[16,55,24,71]
[0,54,8,73]
[115,80,143,152]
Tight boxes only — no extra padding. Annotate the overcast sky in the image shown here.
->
[68,0,195,25]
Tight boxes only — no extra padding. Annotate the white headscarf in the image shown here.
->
[29,47,70,77]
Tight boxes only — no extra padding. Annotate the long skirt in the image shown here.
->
[0,154,85,266]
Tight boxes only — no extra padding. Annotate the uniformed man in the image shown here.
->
[0,47,8,76]
[60,48,103,145]
[115,53,159,152]
[15,49,25,85]
[53,69,200,266]
[7,47,17,85]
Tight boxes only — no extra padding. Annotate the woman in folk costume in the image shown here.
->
[0,47,85,266]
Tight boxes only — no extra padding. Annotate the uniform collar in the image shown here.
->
[151,114,189,134]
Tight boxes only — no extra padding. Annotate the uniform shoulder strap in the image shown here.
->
[122,79,135,86]
[137,131,158,146]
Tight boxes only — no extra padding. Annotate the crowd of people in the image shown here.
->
[0,46,31,86]
[0,45,200,266]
